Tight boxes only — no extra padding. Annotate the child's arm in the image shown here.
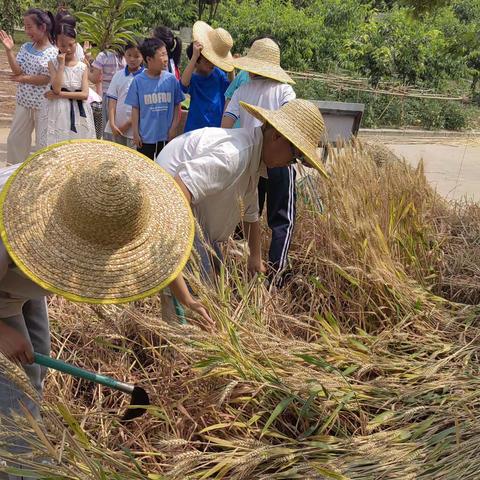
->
[108,98,123,137]
[131,106,142,148]
[169,274,214,329]
[168,103,182,141]
[181,41,202,88]
[50,54,65,94]
[0,31,22,75]
[11,74,50,85]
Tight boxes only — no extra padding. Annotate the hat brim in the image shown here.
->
[240,102,327,178]
[193,21,234,72]
[0,140,195,304]
[233,57,295,84]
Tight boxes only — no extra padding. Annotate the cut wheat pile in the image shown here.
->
[1,143,479,479]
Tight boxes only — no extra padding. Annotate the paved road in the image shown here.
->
[1,127,479,202]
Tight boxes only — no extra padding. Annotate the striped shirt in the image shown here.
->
[92,50,126,93]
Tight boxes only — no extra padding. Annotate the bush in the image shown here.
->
[294,78,473,130]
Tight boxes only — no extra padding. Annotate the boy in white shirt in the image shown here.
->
[221,38,298,285]
[105,40,144,147]
[158,99,327,292]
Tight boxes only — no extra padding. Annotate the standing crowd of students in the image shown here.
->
[0,7,307,284]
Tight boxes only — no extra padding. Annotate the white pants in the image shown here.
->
[7,105,41,165]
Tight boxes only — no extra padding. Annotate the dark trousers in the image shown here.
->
[258,165,297,275]
[137,141,167,160]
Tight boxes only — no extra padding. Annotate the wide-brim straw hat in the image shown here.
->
[240,99,327,177]
[0,140,194,304]
[233,38,294,84]
[192,21,234,72]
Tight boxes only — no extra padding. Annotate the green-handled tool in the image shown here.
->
[34,353,149,421]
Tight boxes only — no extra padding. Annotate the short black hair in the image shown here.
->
[139,37,166,62]
[123,38,141,53]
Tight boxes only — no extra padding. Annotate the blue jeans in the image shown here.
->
[193,231,223,282]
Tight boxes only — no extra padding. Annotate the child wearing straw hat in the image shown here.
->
[0,141,210,479]
[181,21,235,133]
[156,99,327,290]
[221,38,298,285]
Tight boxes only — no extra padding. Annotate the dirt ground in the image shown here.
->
[0,51,16,126]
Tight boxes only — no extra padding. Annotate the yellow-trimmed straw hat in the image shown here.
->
[233,38,294,85]
[192,21,234,72]
[240,99,327,177]
[0,140,194,304]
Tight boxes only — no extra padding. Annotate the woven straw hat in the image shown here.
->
[240,99,327,177]
[233,38,294,85]
[192,21,234,72]
[0,140,194,304]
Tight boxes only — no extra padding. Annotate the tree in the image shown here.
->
[198,0,221,22]
[76,0,142,55]
[0,0,23,36]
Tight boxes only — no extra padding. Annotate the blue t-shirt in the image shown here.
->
[125,70,185,143]
[182,67,230,132]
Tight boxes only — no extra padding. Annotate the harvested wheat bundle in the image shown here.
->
[1,146,480,480]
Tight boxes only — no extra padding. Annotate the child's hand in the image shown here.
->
[111,123,123,137]
[0,31,14,51]
[44,91,59,99]
[133,132,142,148]
[10,74,26,83]
[185,298,215,331]
[192,41,203,60]
[83,40,91,53]
[57,52,66,65]
[0,322,34,364]
[118,121,130,134]
[168,125,177,141]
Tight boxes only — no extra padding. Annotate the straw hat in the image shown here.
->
[192,21,234,72]
[233,38,294,85]
[240,99,327,177]
[0,140,194,304]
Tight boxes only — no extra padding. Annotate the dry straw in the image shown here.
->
[2,143,480,479]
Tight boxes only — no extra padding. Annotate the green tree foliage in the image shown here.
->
[76,0,142,55]
[0,0,25,35]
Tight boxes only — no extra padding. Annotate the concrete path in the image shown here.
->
[361,133,480,202]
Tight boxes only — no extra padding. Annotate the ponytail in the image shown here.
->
[170,36,182,68]
[152,26,182,67]
[24,8,55,43]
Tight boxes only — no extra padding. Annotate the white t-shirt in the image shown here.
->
[156,127,265,242]
[224,77,296,130]
[105,66,144,139]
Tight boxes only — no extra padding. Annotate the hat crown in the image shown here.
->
[59,161,150,247]
[247,38,281,66]
[208,27,233,56]
[282,99,325,145]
